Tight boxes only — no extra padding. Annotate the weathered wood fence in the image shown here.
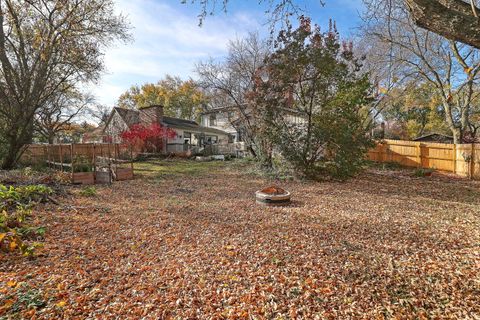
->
[19,143,135,184]
[368,139,480,179]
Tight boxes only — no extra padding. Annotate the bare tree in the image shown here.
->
[186,0,480,50]
[0,0,130,169]
[35,90,94,144]
[183,0,323,32]
[362,0,480,143]
[196,32,272,160]
[87,104,112,126]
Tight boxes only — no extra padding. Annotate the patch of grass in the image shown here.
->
[134,159,230,179]
[79,186,97,197]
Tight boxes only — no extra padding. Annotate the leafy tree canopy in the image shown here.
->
[117,75,207,121]
[381,83,450,139]
[186,0,480,50]
[251,17,374,179]
[0,0,130,169]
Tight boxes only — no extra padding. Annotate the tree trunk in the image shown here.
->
[452,127,462,144]
[1,140,22,169]
[440,98,462,143]
[1,121,34,169]
[405,0,480,49]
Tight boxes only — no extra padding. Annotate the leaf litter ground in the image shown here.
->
[1,160,479,319]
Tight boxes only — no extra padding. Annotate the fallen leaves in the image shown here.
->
[1,160,480,318]
[55,301,67,308]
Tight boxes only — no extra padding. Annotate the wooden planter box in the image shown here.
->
[116,168,134,181]
[72,172,95,185]
[95,171,112,184]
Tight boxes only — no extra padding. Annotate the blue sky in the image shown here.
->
[92,0,365,106]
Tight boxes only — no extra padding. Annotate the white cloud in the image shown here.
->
[93,0,260,106]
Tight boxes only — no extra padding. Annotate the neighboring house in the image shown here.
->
[82,125,105,143]
[413,133,454,144]
[201,105,304,144]
[201,106,240,143]
[103,105,230,153]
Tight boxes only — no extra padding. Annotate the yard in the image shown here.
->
[1,160,479,319]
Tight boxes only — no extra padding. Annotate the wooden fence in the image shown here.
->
[19,143,135,184]
[368,139,480,179]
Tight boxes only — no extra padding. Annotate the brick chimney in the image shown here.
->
[139,105,164,124]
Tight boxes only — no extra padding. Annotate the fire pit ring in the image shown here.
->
[255,186,291,206]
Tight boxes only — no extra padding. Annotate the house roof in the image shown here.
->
[106,107,229,136]
[413,133,454,142]
[201,105,301,116]
[162,116,198,127]
[114,107,139,127]
[201,105,239,115]
[162,116,229,136]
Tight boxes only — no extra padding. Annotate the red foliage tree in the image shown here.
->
[120,123,176,152]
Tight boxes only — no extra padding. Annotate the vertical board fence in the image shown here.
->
[19,143,135,184]
[368,139,480,179]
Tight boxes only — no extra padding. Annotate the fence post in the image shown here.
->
[416,142,421,168]
[452,143,457,174]
[383,142,389,162]
[70,144,74,184]
[44,145,48,168]
[59,144,63,172]
[471,143,476,179]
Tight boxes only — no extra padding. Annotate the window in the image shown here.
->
[184,132,191,145]
[228,134,235,143]
[206,135,218,144]
[210,114,217,126]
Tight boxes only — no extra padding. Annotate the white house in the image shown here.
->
[200,106,240,143]
[103,105,230,154]
[201,105,305,145]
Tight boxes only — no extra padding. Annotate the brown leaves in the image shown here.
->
[1,160,480,318]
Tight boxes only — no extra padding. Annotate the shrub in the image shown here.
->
[251,17,374,180]
[0,184,52,256]
[79,186,97,197]
[121,123,176,153]
[0,185,53,211]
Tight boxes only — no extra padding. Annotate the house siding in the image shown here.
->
[166,128,229,153]
[104,106,231,154]
[201,113,238,142]
[104,110,130,143]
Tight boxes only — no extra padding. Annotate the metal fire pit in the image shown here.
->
[255,186,291,206]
